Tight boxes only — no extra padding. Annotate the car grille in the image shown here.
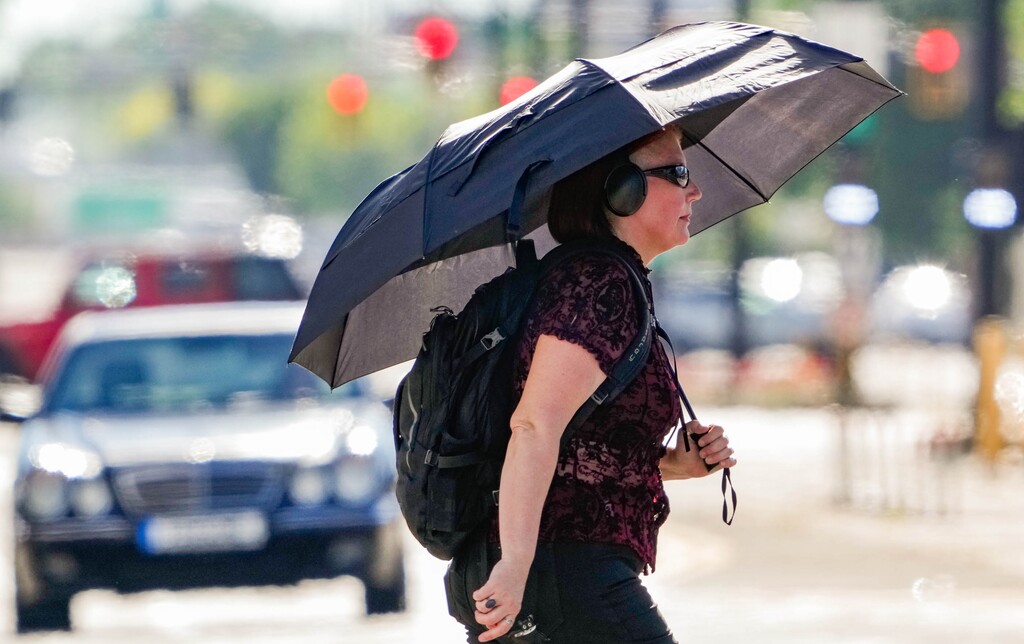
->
[112,463,286,516]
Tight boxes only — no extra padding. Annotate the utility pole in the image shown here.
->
[570,0,590,58]
[971,0,1013,462]
[975,0,1011,317]
[489,0,510,105]
[648,0,667,37]
[727,0,752,362]
[735,0,751,22]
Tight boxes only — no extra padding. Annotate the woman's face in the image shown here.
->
[621,130,702,259]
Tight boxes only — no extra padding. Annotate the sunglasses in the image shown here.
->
[642,164,690,189]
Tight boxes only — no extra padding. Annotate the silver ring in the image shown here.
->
[504,617,515,626]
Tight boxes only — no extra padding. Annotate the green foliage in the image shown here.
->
[218,85,292,195]
[273,78,443,216]
[879,0,976,23]
[1002,0,1024,126]
[758,0,815,12]
[871,94,970,264]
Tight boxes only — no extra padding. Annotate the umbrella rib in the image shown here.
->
[836,61,906,94]
[420,133,445,257]
[691,137,767,202]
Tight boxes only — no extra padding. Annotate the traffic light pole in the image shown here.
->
[972,0,1011,461]
[727,0,752,363]
[976,0,1009,318]
[978,232,1006,317]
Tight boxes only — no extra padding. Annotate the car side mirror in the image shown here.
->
[0,409,27,423]
[0,380,41,423]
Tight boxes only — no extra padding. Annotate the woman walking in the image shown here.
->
[456,125,737,644]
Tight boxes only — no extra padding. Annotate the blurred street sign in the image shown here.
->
[72,190,168,234]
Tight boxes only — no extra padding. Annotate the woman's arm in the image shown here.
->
[471,333,606,643]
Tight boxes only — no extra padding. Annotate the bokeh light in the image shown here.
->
[414,17,458,61]
[823,183,879,225]
[963,188,1018,229]
[902,265,952,314]
[93,266,138,308]
[499,76,539,105]
[761,258,803,303]
[914,28,960,74]
[326,74,369,115]
[241,214,304,259]
[868,264,971,344]
[29,137,75,177]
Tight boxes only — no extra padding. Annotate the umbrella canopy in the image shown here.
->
[291,21,902,387]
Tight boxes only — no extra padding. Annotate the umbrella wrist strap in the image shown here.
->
[657,323,737,526]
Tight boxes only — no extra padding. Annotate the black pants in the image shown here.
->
[445,539,677,644]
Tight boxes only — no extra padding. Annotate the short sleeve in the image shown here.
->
[530,253,639,375]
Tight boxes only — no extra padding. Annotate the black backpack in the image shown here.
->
[392,238,654,561]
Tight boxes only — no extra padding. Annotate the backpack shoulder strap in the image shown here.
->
[537,241,654,447]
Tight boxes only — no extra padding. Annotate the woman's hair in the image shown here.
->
[546,147,624,243]
[547,128,683,243]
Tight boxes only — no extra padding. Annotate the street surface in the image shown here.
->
[0,407,1023,643]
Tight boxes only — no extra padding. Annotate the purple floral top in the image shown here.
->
[499,237,682,572]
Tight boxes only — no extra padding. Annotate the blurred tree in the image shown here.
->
[218,86,291,195]
[879,0,974,22]
[1001,0,1024,127]
[117,84,175,140]
[274,78,446,215]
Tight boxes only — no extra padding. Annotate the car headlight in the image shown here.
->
[22,471,69,520]
[69,478,114,517]
[344,425,378,456]
[29,442,103,479]
[334,455,378,504]
[289,467,330,506]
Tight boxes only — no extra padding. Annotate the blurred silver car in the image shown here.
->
[12,302,404,633]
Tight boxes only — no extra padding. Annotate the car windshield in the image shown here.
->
[45,333,354,414]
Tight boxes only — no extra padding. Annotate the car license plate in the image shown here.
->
[138,511,269,555]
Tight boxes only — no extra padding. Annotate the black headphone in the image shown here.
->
[603,162,647,217]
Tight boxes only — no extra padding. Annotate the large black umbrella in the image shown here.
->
[290,21,902,386]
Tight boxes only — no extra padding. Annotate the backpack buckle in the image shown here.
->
[480,328,506,351]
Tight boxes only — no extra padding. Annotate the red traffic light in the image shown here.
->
[499,76,539,106]
[914,28,960,74]
[414,17,458,61]
[327,74,368,115]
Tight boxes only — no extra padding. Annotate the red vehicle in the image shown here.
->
[0,252,304,382]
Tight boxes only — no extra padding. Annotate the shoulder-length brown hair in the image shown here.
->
[547,129,678,243]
